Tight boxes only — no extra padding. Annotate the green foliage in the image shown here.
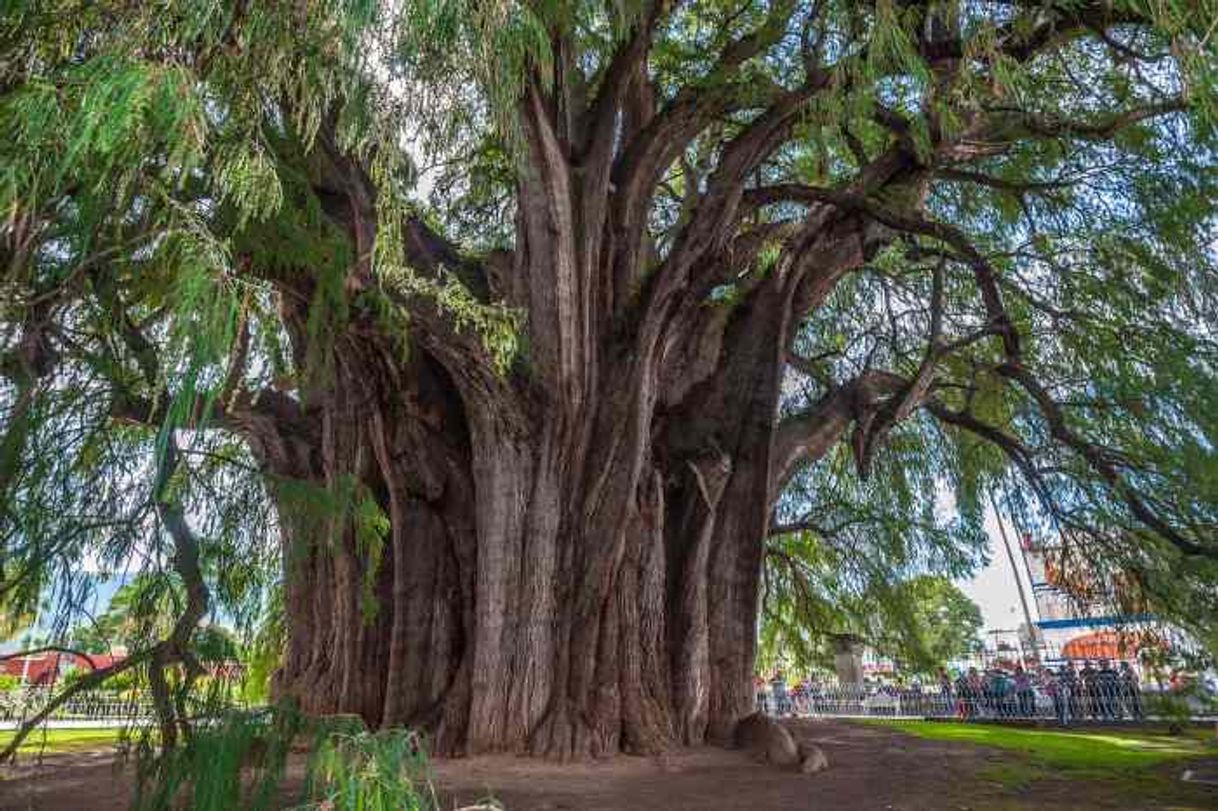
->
[279,474,389,623]
[761,542,985,675]
[301,727,441,811]
[762,430,988,674]
[775,1,1218,641]
[877,575,984,670]
[238,586,285,706]
[71,576,180,653]
[132,705,306,811]
[374,257,523,374]
[129,705,446,811]
[352,489,390,623]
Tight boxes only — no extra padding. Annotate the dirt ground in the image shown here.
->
[1,719,1214,811]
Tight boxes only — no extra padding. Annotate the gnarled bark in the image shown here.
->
[255,13,896,759]
[248,194,876,759]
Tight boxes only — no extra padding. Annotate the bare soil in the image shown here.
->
[1,720,1214,811]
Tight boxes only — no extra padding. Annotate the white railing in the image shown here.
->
[759,679,1213,724]
[0,687,154,724]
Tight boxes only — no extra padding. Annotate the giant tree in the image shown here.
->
[2,0,1217,759]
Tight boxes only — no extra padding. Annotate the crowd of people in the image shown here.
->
[941,659,1142,723]
[755,658,1151,725]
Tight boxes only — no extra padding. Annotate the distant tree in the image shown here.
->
[70,577,178,654]
[0,607,33,642]
[760,530,981,675]
[874,575,983,672]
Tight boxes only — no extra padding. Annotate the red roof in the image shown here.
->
[0,651,123,684]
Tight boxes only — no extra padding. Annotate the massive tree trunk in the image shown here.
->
[257,361,761,758]
[243,29,897,759]
[245,218,875,758]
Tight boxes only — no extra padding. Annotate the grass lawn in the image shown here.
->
[859,719,1215,771]
[0,727,125,755]
[860,719,1218,808]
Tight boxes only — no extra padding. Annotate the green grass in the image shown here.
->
[857,716,1218,803]
[860,720,1214,770]
[0,726,125,754]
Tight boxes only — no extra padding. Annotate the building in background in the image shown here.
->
[954,502,1205,681]
[0,650,125,686]
[1017,529,1164,668]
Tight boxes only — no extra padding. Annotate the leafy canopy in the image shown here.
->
[1,0,1217,695]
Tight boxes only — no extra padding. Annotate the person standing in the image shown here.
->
[938,667,953,717]
[1097,659,1121,720]
[954,670,972,719]
[1120,661,1143,720]
[989,669,1013,718]
[1080,660,1100,720]
[770,669,789,717]
[1062,662,1082,721]
[971,668,986,718]
[1014,665,1036,718]
[753,673,768,714]
[1046,666,1071,726]
[963,668,983,720]
[792,676,810,716]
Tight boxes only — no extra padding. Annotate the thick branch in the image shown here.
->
[401,214,490,302]
[747,185,1021,358]
[988,99,1187,143]
[110,386,315,442]
[312,119,490,301]
[768,520,831,536]
[610,0,800,302]
[148,436,210,749]
[925,400,1049,501]
[580,1,670,162]
[772,370,906,489]
[614,0,796,187]
[850,259,945,475]
[933,167,1076,195]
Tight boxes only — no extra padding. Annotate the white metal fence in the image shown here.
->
[0,687,154,725]
[759,679,1214,724]
[3,679,1212,731]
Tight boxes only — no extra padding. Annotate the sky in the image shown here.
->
[957,506,1038,634]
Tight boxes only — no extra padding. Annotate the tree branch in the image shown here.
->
[996,363,1214,560]
[772,370,907,489]
[989,99,1187,142]
[609,0,801,301]
[746,185,1022,359]
[933,167,1076,195]
[581,0,671,162]
[0,646,101,668]
[147,435,210,749]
